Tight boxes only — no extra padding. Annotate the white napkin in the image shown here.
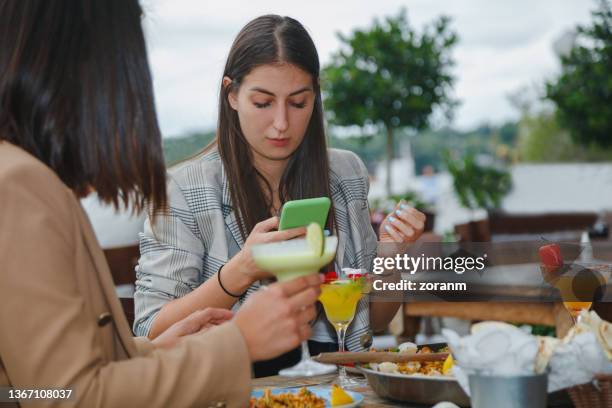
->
[548,331,612,391]
[443,312,612,394]
[442,322,539,396]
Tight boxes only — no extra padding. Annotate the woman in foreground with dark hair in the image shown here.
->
[134,14,427,377]
[0,2,321,406]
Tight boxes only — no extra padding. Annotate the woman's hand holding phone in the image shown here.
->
[224,216,306,286]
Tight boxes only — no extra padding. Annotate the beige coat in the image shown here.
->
[0,142,251,407]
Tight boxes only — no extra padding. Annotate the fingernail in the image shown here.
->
[388,216,396,223]
[400,204,408,210]
[384,225,392,233]
[395,209,402,216]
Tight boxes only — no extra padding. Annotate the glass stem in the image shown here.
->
[336,326,347,381]
[300,341,311,362]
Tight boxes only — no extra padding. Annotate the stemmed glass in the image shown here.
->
[318,270,369,388]
[251,236,338,377]
[539,242,606,324]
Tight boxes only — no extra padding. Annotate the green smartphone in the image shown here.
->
[278,197,331,231]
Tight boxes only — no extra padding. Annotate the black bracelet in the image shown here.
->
[217,265,246,298]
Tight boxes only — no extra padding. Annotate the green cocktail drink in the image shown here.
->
[251,234,338,377]
[251,236,338,282]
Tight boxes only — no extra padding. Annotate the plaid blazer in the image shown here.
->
[134,148,377,351]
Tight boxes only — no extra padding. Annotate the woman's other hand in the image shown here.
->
[152,308,234,349]
[378,202,426,243]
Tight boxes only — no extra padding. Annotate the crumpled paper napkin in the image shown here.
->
[442,311,612,395]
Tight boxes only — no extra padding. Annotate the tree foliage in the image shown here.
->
[443,152,512,211]
[323,9,457,129]
[546,0,612,147]
[322,9,458,195]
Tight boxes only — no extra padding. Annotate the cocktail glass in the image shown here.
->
[319,274,367,388]
[541,264,610,324]
[251,236,338,377]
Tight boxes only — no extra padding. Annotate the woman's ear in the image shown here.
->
[223,76,238,110]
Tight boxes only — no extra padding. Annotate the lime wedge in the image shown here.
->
[306,222,324,257]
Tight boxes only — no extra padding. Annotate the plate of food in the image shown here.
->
[250,385,363,407]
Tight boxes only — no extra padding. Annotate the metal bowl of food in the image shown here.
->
[358,366,470,407]
[358,343,470,407]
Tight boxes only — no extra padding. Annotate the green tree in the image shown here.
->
[546,0,612,147]
[323,9,458,196]
[443,152,512,211]
[517,111,612,162]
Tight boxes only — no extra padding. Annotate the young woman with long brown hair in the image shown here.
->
[134,14,426,377]
[0,2,322,406]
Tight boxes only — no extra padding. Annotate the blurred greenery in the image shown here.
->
[323,8,458,196]
[443,151,512,211]
[329,122,518,173]
[162,122,520,174]
[546,0,612,148]
[517,111,612,162]
[163,131,215,166]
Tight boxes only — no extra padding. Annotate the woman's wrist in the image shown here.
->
[221,256,254,293]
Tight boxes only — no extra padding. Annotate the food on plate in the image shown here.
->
[250,387,325,408]
[442,354,454,375]
[367,346,453,377]
[397,341,417,354]
[330,384,353,406]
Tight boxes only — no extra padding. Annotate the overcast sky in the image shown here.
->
[141,0,595,137]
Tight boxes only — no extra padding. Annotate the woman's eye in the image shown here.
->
[254,101,271,109]
[290,101,307,109]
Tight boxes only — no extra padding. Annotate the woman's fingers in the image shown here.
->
[186,308,234,332]
[394,206,425,230]
[383,222,404,242]
[272,274,322,298]
[381,203,426,243]
[387,215,415,239]
[287,286,320,312]
[266,226,306,242]
[253,216,280,233]
[296,304,317,324]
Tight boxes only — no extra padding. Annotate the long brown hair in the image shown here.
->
[0,0,166,213]
[208,15,334,240]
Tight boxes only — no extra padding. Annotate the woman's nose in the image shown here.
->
[272,104,289,133]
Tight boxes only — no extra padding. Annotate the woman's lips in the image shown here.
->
[267,138,290,147]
